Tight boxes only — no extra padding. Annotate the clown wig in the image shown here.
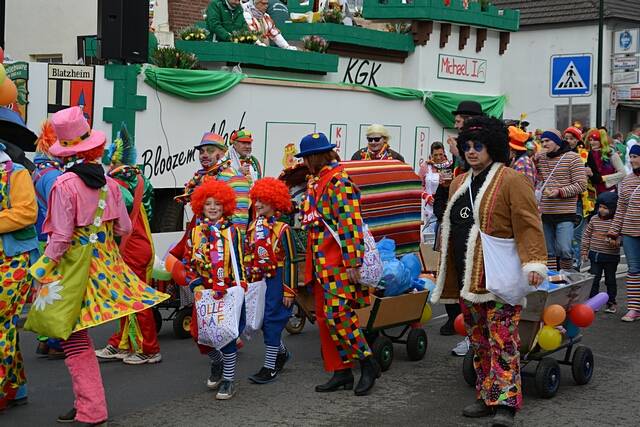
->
[457,116,509,165]
[584,128,612,160]
[35,120,57,155]
[250,177,292,213]
[191,179,237,218]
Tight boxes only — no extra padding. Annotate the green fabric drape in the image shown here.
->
[364,86,424,101]
[142,67,506,126]
[144,67,246,99]
[424,91,507,128]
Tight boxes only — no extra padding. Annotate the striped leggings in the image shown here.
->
[61,330,92,358]
[623,235,640,311]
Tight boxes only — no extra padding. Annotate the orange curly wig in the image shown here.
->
[191,179,237,218]
[249,177,292,213]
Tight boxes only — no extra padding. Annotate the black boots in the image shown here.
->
[315,369,354,392]
[462,400,493,418]
[354,357,381,396]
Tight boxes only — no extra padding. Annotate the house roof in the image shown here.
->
[492,0,640,26]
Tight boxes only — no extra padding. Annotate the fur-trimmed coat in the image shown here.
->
[432,163,547,305]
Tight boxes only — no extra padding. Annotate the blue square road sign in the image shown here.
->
[550,54,592,97]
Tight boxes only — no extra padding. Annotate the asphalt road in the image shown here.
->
[3,278,639,427]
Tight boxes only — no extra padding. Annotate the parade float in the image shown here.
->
[3,0,517,255]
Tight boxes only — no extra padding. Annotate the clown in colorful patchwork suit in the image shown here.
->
[297,132,381,396]
[95,124,162,365]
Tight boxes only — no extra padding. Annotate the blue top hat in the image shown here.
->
[295,132,336,158]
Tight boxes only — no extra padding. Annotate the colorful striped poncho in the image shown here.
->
[341,160,422,255]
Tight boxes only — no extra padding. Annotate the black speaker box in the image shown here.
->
[97,0,149,63]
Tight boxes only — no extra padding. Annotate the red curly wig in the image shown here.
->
[191,179,237,218]
[249,177,292,213]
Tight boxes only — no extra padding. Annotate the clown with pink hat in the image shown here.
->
[24,106,169,425]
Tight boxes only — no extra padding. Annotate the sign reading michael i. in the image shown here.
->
[437,54,487,83]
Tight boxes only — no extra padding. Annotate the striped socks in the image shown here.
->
[546,257,558,271]
[222,352,237,381]
[278,341,287,354]
[627,273,640,311]
[559,258,574,271]
[264,345,279,370]
[208,349,222,365]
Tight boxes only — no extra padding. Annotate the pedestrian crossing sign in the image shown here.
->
[550,54,592,97]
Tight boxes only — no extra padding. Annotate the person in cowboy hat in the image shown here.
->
[0,141,38,412]
[24,106,168,426]
[351,124,405,162]
[508,126,537,187]
[95,123,163,365]
[228,129,262,185]
[297,132,381,396]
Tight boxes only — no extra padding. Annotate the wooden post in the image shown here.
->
[499,31,510,55]
[476,28,487,53]
[459,26,470,50]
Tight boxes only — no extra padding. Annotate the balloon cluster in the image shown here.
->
[536,292,606,351]
[0,47,18,106]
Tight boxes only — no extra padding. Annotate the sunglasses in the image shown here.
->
[367,137,383,142]
[462,142,486,153]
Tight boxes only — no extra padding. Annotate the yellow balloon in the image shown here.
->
[0,64,5,86]
[538,325,562,351]
[420,303,432,324]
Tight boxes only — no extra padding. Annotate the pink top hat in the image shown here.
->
[49,106,106,158]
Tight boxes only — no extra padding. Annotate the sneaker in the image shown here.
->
[439,319,456,336]
[122,352,162,365]
[275,350,291,373]
[621,309,640,322]
[604,303,617,314]
[207,363,223,390]
[95,345,128,361]
[216,380,236,400]
[36,342,49,356]
[451,336,470,357]
[248,367,279,384]
[57,408,76,423]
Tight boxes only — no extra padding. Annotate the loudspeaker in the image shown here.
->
[97,0,149,63]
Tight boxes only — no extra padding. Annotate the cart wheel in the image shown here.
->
[285,302,306,335]
[406,328,428,361]
[534,358,561,398]
[462,350,476,387]
[172,307,192,339]
[372,336,394,372]
[571,346,594,385]
[152,307,163,334]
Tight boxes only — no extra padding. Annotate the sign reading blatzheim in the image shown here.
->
[437,54,487,83]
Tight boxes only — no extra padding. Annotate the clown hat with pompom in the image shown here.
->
[103,122,137,167]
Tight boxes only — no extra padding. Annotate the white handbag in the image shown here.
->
[195,286,245,350]
[243,279,267,337]
[322,219,383,287]
[480,232,536,305]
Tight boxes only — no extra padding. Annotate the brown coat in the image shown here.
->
[432,163,547,304]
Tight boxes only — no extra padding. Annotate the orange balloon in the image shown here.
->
[165,254,177,273]
[0,78,17,106]
[542,304,566,326]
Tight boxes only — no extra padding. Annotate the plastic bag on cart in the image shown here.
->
[480,232,536,305]
[244,280,267,337]
[195,286,244,350]
[382,259,413,297]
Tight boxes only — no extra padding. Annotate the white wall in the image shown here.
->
[5,0,98,63]
[500,23,613,131]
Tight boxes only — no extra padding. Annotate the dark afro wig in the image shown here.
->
[457,116,509,165]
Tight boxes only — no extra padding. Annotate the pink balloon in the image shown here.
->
[585,292,609,311]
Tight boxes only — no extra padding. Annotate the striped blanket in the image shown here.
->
[341,160,422,255]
